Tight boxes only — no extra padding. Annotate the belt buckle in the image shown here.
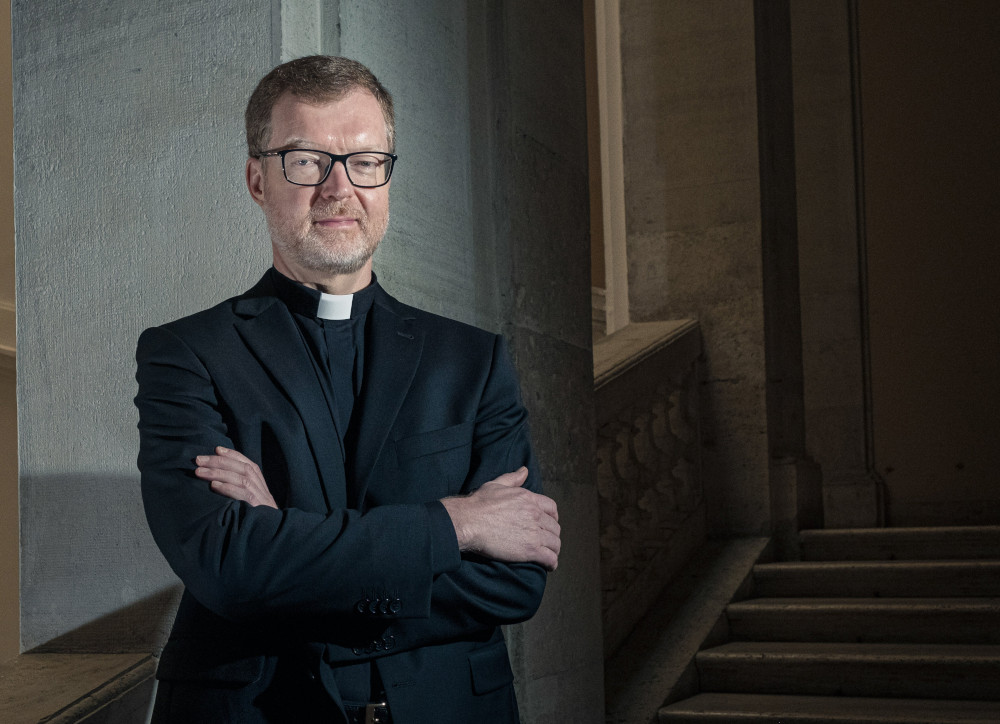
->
[365,701,388,724]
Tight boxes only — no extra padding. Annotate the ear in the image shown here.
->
[246,156,266,206]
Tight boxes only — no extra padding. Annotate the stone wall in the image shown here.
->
[619,0,771,536]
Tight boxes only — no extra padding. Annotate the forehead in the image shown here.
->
[267,89,388,150]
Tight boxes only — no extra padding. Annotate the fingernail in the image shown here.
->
[195,456,206,464]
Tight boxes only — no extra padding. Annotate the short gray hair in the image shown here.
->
[245,55,395,157]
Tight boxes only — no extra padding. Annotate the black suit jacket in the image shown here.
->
[135,272,546,723]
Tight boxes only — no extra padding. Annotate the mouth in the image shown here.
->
[314,216,358,228]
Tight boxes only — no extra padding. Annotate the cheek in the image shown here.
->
[360,192,389,222]
[365,199,389,221]
[266,191,313,224]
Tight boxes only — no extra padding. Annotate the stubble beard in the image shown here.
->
[269,201,389,276]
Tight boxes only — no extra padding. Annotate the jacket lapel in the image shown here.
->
[233,289,347,511]
[349,291,424,507]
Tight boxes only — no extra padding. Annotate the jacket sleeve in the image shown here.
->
[136,324,452,626]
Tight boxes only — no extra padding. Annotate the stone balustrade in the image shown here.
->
[594,320,704,655]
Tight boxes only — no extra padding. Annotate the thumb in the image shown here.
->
[491,466,529,488]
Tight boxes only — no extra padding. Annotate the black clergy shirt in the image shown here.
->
[267,266,382,703]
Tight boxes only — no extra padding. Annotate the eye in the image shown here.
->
[348,155,383,172]
[289,153,323,167]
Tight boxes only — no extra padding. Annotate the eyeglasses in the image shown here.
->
[258,149,397,188]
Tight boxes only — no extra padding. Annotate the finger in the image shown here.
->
[537,516,561,539]
[533,493,558,521]
[534,546,559,572]
[216,446,255,466]
[546,529,562,555]
[194,454,246,474]
[195,455,265,489]
[209,479,252,503]
[195,465,250,488]
[491,466,529,487]
[209,476,273,508]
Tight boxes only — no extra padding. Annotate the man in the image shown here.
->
[135,55,560,724]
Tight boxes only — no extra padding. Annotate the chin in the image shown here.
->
[304,246,377,276]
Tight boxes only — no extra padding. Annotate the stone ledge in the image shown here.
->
[593,320,699,388]
[0,653,155,724]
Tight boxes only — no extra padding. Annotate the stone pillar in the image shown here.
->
[791,0,884,528]
[484,5,605,721]
[755,0,823,554]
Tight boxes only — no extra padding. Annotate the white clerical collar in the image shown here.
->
[316,293,354,320]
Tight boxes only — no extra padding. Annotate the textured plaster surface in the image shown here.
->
[14,0,272,650]
[339,0,482,326]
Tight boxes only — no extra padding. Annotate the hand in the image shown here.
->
[441,467,561,571]
[195,446,278,509]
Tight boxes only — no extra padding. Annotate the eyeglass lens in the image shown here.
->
[283,150,393,187]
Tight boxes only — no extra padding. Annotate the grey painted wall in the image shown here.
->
[14,0,273,651]
[14,0,601,720]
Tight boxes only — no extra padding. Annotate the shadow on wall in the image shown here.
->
[28,584,182,655]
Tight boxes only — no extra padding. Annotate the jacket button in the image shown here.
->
[389,600,401,614]
[356,600,367,613]
[352,647,361,656]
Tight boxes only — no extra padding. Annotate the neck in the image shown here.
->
[273,257,373,295]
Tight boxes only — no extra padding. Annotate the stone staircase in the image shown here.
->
[658,527,1000,722]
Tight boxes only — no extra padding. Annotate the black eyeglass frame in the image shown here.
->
[258,148,398,188]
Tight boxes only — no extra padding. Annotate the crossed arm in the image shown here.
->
[196,446,562,571]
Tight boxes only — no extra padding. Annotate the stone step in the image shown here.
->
[696,642,1000,701]
[726,598,1000,644]
[799,526,1000,562]
[752,560,1000,598]
[658,693,1000,723]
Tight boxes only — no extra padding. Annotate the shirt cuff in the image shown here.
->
[424,500,462,575]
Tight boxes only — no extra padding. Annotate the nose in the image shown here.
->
[319,160,354,199]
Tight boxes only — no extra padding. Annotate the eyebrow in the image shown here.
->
[272,137,313,150]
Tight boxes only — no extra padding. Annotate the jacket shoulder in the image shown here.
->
[140,273,274,345]
[376,288,498,346]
